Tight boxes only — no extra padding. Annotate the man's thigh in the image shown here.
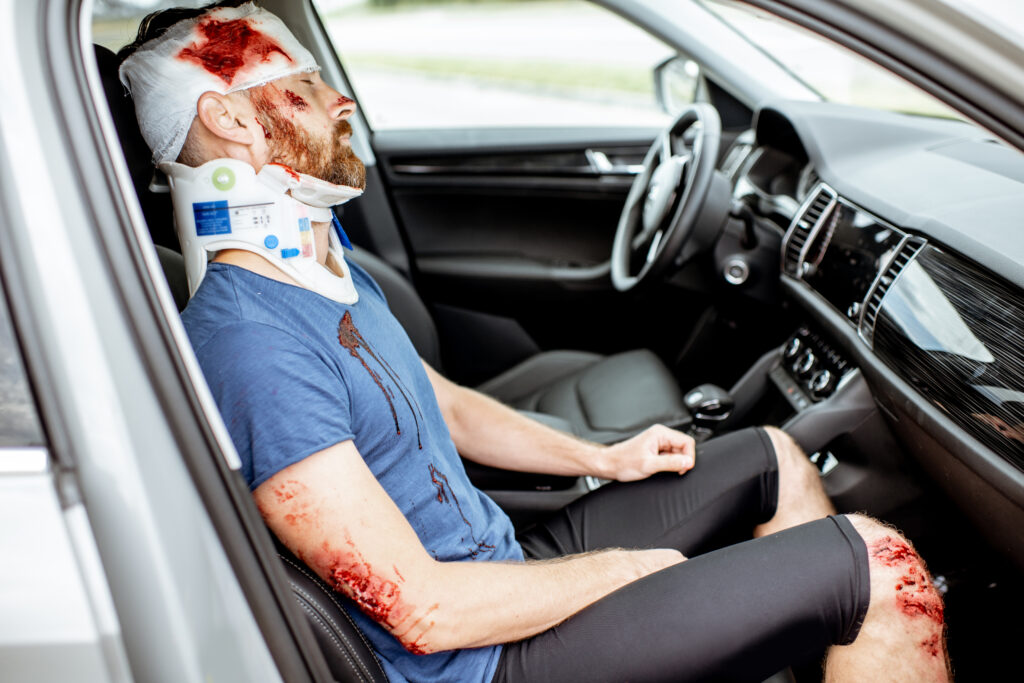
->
[518,427,779,559]
[496,515,871,683]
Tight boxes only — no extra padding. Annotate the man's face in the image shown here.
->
[247,72,366,189]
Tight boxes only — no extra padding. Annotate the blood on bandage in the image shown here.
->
[177,17,293,86]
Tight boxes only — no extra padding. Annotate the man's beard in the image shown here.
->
[250,88,366,189]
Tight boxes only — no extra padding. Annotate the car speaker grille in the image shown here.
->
[783,184,836,277]
[859,237,926,345]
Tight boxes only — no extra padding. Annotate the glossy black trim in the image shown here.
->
[873,246,1024,470]
[782,273,1024,500]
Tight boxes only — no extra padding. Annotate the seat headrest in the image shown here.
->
[93,44,178,250]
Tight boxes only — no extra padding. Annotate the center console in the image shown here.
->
[771,326,853,411]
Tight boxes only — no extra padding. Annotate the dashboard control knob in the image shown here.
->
[795,350,817,377]
[723,258,750,285]
[783,337,803,360]
[809,369,834,398]
[847,301,861,320]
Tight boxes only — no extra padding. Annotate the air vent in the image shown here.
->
[783,184,836,276]
[859,237,926,344]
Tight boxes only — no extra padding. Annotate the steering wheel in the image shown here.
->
[610,103,722,291]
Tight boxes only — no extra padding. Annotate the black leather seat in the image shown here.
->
[347,248,692,442]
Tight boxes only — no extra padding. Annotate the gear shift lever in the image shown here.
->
[684,383,734,438]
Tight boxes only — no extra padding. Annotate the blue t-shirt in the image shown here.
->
[182,259,523,683]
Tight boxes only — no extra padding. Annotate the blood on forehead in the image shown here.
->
[177,17,293,87]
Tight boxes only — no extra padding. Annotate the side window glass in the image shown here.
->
[314,0,675,130]
[0,284,44,447]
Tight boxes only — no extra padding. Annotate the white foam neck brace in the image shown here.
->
[160,158,364,305]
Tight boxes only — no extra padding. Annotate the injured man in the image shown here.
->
[118,2,952,681]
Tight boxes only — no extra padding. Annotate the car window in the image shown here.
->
[698,0,962,119]
[0,279,44,448]
[312,0,675,130]
[92,0,212,51]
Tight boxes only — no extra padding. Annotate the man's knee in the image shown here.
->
[762,426,815,478]
[845,514,946,625]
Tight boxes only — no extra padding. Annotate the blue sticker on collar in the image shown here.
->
[193,201,231,236]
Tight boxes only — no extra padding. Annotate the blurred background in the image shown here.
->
[93,0,1024,130]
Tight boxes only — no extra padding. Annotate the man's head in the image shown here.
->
[119,1,364,189]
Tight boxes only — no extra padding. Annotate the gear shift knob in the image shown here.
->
[684,383,734,431]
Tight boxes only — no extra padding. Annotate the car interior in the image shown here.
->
[82,0,1023,680]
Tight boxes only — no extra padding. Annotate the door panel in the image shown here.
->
[370,126,717,383]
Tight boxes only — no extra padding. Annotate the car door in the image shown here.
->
[310,0,747,385]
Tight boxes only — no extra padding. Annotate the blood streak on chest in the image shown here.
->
[337,311,423,448]
[177,17,293,87]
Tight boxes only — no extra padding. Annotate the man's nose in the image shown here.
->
[329,91,357,119]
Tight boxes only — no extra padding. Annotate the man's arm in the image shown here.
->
[255,440,683,654]
[422,362,695,481]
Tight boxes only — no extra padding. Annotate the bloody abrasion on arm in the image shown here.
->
[254,455,441,655]
[307,535,438,655]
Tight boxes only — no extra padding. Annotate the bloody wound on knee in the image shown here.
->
[869,536,946,657]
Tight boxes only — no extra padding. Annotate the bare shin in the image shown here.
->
[754,426,835,537]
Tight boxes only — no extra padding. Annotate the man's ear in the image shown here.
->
[195,91,256,146]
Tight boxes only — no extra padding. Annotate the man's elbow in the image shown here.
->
[387,586,490,655]
[387,599,471,655]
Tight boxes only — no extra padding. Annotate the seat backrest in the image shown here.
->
[94,45,179,251]
[275,540,390,683]
[346,249,441,370]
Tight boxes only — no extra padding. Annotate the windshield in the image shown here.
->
[698,0,965,119]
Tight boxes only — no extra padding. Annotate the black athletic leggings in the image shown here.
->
[492,427,871,683]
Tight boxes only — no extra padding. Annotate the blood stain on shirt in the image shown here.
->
[338,311,423,448]
[283,89,309,110]
[428,463,495,558]
[177,17,293,86]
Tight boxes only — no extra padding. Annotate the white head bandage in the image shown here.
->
[119,2,319,163]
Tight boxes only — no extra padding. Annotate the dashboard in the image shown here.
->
[727,100,1024,564]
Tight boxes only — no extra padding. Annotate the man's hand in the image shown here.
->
[596,424,696,482]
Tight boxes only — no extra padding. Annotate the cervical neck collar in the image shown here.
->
[159,158,363,304]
